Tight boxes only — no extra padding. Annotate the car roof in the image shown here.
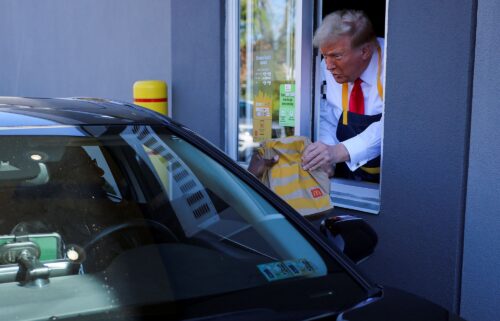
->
[0,97,167,127]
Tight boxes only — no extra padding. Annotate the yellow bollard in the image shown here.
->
[133,80,168,115]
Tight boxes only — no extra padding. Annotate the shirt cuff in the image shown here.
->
[342,136,369,171]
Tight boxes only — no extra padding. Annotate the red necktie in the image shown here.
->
[349,78,365,114]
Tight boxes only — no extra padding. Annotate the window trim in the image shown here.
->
[294,0,313,137]
[225,0,240,160]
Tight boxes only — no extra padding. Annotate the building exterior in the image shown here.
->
[0,1,499,320]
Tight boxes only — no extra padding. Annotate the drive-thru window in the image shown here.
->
[226,0,386,214]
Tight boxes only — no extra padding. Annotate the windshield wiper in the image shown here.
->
[211,231,278,261]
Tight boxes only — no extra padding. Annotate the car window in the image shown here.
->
[0,126,367,320]
[130,126,325,263]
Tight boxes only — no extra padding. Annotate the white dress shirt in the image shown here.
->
[319,38,385,171]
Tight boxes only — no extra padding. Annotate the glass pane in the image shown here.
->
[0,126,371,313]
[238,0,296,163]
[0,121,378,320]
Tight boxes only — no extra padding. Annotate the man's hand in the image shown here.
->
[302,142,350,171]
[247,152,279,179]
[321,163,335,178]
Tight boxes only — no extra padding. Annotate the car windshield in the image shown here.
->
[0,124,368,320]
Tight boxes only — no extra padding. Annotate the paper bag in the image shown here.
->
[258,136,332,216]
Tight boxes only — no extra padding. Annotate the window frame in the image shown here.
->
[225,0,384,214]
[311,3,386,214]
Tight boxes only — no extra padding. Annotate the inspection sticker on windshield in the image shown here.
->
[257,259,316,282]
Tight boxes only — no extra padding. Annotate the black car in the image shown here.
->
[0,97,463,321]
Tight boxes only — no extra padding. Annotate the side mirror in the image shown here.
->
[320,215,378,264]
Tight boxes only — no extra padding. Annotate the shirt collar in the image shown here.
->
[358,47,379,87]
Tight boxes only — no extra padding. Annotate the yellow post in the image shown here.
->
[133,80,168,115]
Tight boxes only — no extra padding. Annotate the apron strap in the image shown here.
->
[342,83,349,125]
[360,166,380,174]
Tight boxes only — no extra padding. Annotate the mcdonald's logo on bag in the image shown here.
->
[310,188,323,199]
[258,136,332,216]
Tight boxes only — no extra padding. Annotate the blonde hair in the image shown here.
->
[313,10,376,48]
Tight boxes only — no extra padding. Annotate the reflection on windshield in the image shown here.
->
[0,125,362,320]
